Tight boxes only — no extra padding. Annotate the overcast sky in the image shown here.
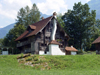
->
[0,0,91,28]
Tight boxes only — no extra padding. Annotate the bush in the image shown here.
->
[34,57,38,61]
[77,50,83,54]
[87,51,91,53]
[32,61,40,64]
[21,53,23,58]
[32,55,36,59]
[26,57,32,61]
[32,55,38,61]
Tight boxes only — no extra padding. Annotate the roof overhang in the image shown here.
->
[65,47,78,52]
[29,25,36,29]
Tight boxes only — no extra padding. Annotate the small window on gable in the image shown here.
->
[27,25,36,33]
[29,29,34,33]
[29,29,32,33]
[27,26,33,33]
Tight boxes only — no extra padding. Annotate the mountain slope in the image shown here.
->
[40,13,49,18]
[88,0,100,19]
[0,23,15,39]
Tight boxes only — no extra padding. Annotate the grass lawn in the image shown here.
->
[0,54,100,75]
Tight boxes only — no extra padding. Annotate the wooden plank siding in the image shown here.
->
[16,19,68,54]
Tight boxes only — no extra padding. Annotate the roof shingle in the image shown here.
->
[29,25,36,29]
[92,36,100,44]
[15,30,29,41]
[65,46,78,52]
[49,40,61,45]
[15,16,53,41]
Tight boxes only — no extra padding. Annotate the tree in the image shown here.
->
[62,2,96,50]
[16,7,26,26]
[57,13,65,28]
[2,25,25,48]
[0,39,3,47]
[16,4,40,28]
[28,4,40,26]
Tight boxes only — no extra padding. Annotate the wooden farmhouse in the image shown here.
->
[92,36,100,54]
[15,12,77,55]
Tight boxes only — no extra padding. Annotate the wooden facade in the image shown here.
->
[65,51,71,55]
[16,16,69,54]
[92,36,100,54]
[95,43,100,54]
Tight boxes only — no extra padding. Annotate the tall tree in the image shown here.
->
[24,6,30,27]
[16,3,40,28]
[28,4,40,26]
[57,13,65,28]
[62,2,96,50]
[16,8,26,26]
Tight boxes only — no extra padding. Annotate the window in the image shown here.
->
[38,33,41,38]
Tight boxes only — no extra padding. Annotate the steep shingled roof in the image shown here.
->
[65,46,78,52]
[29,25,36,29]
[92,36,100,44]
[15,16,53,41]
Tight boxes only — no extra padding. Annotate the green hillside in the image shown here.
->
[0,54,100,75]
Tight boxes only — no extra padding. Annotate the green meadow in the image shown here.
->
[0,54,100,75]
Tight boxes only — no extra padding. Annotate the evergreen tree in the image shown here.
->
[16,3,40,28]
[57,13,65,28]
[28,4,40,26]
[16,8,26,25]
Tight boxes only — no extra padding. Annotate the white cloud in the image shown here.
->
[86,0,91,2]
[0,26,4,28]
[0,4,2,8]
[37,0,67,15]
[0,0,32,19]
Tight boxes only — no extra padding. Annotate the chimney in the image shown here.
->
[41,17,44,20]
[71,45,73,48]
[53,12,57,18]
